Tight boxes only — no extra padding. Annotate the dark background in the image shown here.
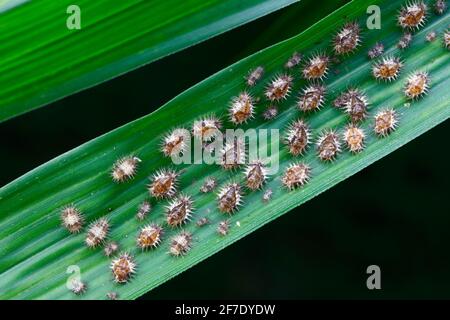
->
[1,0,449,299]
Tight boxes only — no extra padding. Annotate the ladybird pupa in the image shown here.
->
[217,220,230,236]
[316,130,342,161]
[333,22,361,55]
[220,137,246,170]
[398,1,428,30]
[244,160,269,190]
[246,66,264,86]
[229,92,255,125]
[104,241,119,257]
[281,162,311,190]
[335,88,369,123]
[85,217,110,248]
[61,205,84,233]
[217,182,243,214]
[434,0,447,14]
[137,224,163,250]
[343,124,366,153]
[169,231,193,256]
[262,105,279,120]
[403,71,430,99]
[397,32,413,49]
[111,252,136,284]
[368,42,384,59]
[426,31,437,42]
[302,54,330,81]
[265,74,293,101]
[192,116,222,142]
[200,177,218,193]
[136,200,151,221]
[285,52,303,69]
[374,108,398,137]
[284,119,311,156]
[111,156,141,183]
[166,194,194,227]
[162,128,190,157]
[443,30,449,49]
[298,84,326,112]
[70,279,87,295]
[372,56,403,81]
[148,168,179,199]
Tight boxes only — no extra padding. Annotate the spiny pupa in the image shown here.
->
[333,22,361,55]
[281,162,311,190]
[372,56,403,81]
[111,252,136,284]
[85,217,110,248]
[244,160,269,190]
[404,71,430,99]
[220,137,246,170]
[398,1,428,30]
[343,124,366,153]
[104,241,119,257]
[368,42,384,59]
[137,224,163,249]
[217,220,230,236]
[302,54,330,81]
[443,30,449,49]
[169,231,193,256]
[246,66,264,86]
[200,177,217,193]
[397,32,413,49]
[316,130,342,161]
[265,74,293,101]
[434,0,447,14]
[217,183,243,214]
[136,200,151,221]
[111,156,141,183]
[196,217,209,227]
[161,128,190,157]
[70,279,87,295]
[426,31,437,42]
[192,116,222,142]
[285,52,303,69]
[298,84,326,112]
[229,92,255,124]
[61,205,84,233]
[374,108,398,136]
[284,119,311,156]
[148,168,179,199]
[334,88,369,123]
[166,194,194,227]
[263,105,279,120]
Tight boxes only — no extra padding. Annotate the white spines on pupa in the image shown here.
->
[217,220,230,236]
[137,224,163,250]
[110,252,136,284]
[368,42,384,59]
[165,194,195,227]
[333,21,361,55]
[169,231,193,256]
[229,92,255,125]
[403,71,430,99]
[343,124,366,153]
[148,168,179,199]
[285,52,303,69]
[281,162,311,190]
[397,32,413,49]
[374,108,399,137]
[161,128,190,157]
[398,1,428,30]
[284,119,311,156]
[220,137,246,170]
[265,74,293,101]
[85,217,110,248]
[104,241,119,257]
[246,66,264,86]
[302,54,330,81]
[298,84,326,112]
[316,130,342,161]
[217,182,243,214]
[69,279,87,295]
[136,200,151,221]
[434,0,447,14]
[262,105,279,120]
[334,88,369,123]
[444,30,450,49]
[111,156,141,183]
[192,116,222,142]
[244,160,269,190]
[60,205,84,233]
[372,56,403,81]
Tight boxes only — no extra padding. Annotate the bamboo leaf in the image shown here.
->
[0,0,449,299]
[0,0,297,122]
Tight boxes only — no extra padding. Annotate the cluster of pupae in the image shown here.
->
[61,0,447,298]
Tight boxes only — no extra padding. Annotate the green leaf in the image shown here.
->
[0,0,449,299]
[0,0,297,123]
